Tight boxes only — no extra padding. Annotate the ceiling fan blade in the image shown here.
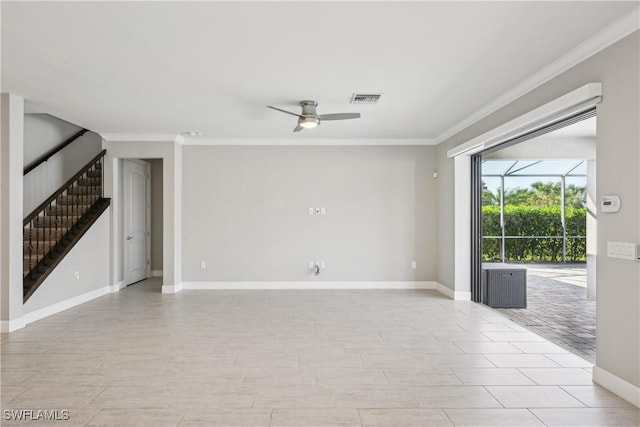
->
[318,113,361,121]
[267,105,303,118]
[293,124,304,132]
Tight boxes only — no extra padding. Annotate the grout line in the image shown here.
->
[527,408,548,426]
[482,385,507,408]
[442,408,457,426]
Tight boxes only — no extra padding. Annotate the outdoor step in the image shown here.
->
[67,186,102,196]
[45,205,90,216]
[57,195,99,205]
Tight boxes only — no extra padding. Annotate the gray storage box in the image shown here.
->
[481,263,527,308]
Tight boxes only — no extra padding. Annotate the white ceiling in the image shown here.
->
[2,1,638,142]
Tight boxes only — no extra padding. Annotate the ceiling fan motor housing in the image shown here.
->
[300,100,319,116]
[299,100,320,127]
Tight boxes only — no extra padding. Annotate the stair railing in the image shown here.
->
[23,129,88,175]
[23,150,106,280]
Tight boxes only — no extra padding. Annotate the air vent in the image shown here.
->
[350,93,382,105]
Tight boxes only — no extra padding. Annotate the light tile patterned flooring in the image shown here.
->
[1,278,638,426]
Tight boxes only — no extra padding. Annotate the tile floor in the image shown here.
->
[1,278,637,427]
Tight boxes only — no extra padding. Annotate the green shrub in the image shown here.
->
[482,205,586,262]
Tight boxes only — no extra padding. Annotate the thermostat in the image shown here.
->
[601,195,621,213]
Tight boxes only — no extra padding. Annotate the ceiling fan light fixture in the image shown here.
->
[299,116,320,129]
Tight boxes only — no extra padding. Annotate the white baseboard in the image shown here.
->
[151,270,163,277]
[593,366,640,407]
[435,282,472,300]
[180,281,438,290]
[21,285,111,326]
[0,318,27,333]
[109,281,125,293]
[162,282,183,293]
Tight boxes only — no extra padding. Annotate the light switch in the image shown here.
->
[320,208,326,215]
[308,208,314,215]
[607,241,637,260]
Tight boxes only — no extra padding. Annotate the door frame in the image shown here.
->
[447,83,602,299]
[123,158,151,285]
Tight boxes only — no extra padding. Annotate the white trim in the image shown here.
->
[436,9,638,144]
[151,270,163,277]
[146,162,152,279]
[162,282,183,293]
[0,318,26,333]
[177,137,436,146]
[447,83,602,158]
[180,281,438,290]
[593,366,640,408]
[21,285,110,326]
[100,134,177,142]
[109,280,125,293]
[436,282,472,300]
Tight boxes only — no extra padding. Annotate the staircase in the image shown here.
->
[23,150,110,301]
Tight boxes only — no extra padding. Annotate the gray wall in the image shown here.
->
[23,114,102,215]
[23,210,110,313]
[436,32,639,388]
[23,114,80,167]
[150,159,163,272]
[182,145,436,282]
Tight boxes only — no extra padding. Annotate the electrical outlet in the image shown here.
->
[315,208,321,215]
[308,207,314,215]
[411,261,417,269]
[200,261,206,269]
[320,207,326,215]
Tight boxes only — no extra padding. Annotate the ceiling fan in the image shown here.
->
[267,100,361,132]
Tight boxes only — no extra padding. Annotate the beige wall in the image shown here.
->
[437,32,639,389]
[181,145,436,282]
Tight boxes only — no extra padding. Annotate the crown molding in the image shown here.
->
[177,137,436,146]
[435,7,640,145]
[100,134,435,146]
[100,133,178,142]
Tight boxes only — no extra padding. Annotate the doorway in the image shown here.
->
[123,159,149,285]
[472,114,597,362]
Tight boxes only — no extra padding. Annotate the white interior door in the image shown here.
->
[124,160,148,285]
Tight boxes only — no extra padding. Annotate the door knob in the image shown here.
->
[126,236,134,240]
